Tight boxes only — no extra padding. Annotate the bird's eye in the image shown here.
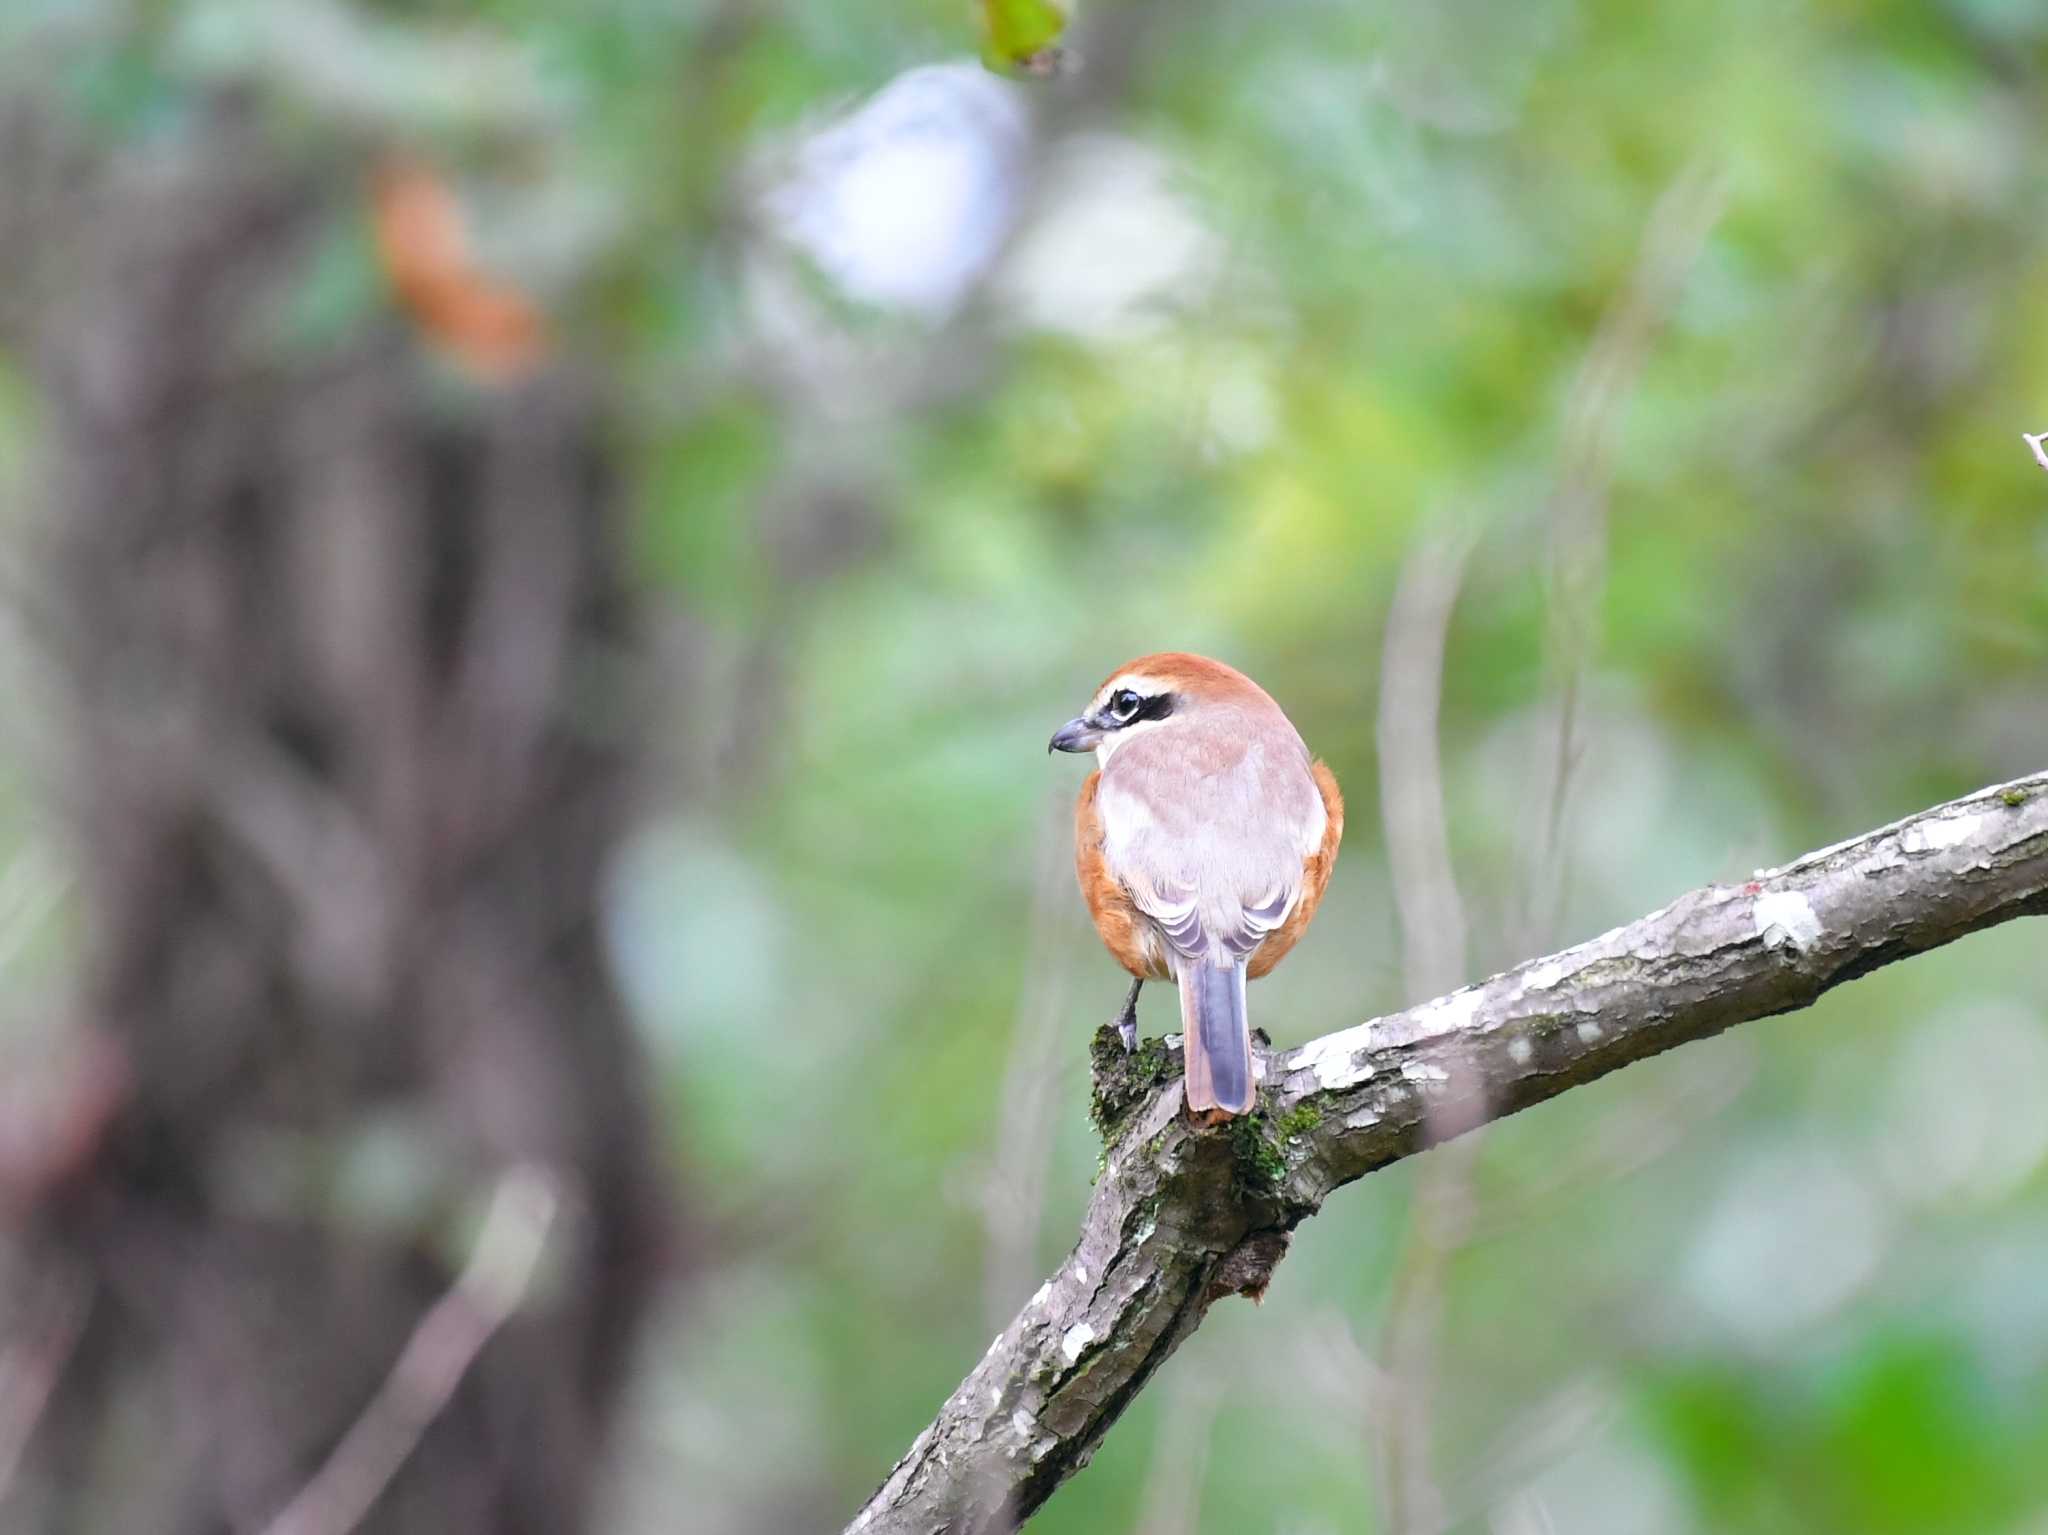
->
[1110,689,1142,721]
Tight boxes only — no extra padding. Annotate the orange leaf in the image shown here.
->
[370,156,547,381]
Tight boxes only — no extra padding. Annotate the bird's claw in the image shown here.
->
[1110,976,1144,1053]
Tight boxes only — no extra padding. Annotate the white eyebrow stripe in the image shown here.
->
[1094,675,1170,708]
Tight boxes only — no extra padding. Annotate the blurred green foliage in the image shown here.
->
[980,0,1069,76]
[3,0,2047,1531]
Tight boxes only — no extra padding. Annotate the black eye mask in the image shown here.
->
[1103,690,1175,728]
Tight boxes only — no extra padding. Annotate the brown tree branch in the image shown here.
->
[847,771,2048,1534]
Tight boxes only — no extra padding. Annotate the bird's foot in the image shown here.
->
[1114,978,1146,1056]
[1112,976,1144,1054]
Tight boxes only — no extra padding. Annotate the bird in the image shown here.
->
[1049,653,1343,1122]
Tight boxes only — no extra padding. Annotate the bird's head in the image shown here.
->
[1048,651,1274,764]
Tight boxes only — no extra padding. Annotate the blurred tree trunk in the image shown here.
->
[3,111,670,1532]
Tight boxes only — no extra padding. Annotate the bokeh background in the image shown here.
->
[2,1,2047,1532]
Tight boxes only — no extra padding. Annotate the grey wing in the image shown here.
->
[1096,760,1310,967]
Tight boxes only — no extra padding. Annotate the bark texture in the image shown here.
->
[2,115,670,1532]
[849,770,2048,1534]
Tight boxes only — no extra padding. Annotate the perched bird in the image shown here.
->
[1049,653,1343,1122]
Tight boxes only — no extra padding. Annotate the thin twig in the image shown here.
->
[0,1277,92,1503]
[1373,164,1725,1531]
[982,791,1082,1329]
[1521,162,1727,951]
[1377,520,1479,1006]
[257,1164,561,1535]
[1132,1367,1221,1535]
[1372,518,1479,1535]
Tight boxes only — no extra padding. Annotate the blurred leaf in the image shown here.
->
[980,0,1068,76]
[1816,1336,2022,1535]
[369,155,548,379]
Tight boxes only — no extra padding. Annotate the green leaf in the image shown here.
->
[980,0,1069,77]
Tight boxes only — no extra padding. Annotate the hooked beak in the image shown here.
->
[1048,715,1104,754]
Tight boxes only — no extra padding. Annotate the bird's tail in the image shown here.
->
[1178,956,1253,1119]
